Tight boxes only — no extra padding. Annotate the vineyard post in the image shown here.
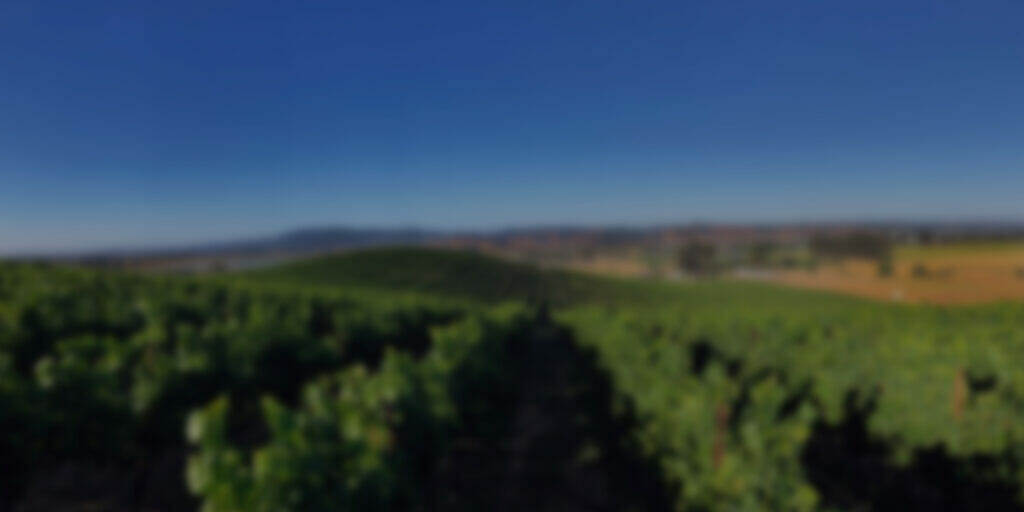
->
[952,367,966,422]
[713,402,728,469]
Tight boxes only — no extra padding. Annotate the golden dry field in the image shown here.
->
[748,243,1024,304]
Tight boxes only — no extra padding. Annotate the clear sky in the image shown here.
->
[2,0,1023,253]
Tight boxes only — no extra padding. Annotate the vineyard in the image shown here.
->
[2,249,1024,511]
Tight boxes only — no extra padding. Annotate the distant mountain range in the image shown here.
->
[37,220,1024,267]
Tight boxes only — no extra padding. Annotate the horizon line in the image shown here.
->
[5,216,1024,260]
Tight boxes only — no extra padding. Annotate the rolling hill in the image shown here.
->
[245,246,655,306]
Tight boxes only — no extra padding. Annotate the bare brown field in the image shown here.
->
[741,244,1024,304]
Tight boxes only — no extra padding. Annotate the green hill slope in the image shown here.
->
[247,247,656,306]
[246,246,886,311]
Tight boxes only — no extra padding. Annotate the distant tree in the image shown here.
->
[810,231,892,263]
[678,241,717,277]
[748,241,776,266]
[877,256,894,278]
[911,262,929,279]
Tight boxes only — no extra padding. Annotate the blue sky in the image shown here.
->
[2,0,1023,252]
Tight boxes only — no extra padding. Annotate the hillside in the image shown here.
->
[247,247,657,306]
[248,246,890,314]
[5,254,1024,511]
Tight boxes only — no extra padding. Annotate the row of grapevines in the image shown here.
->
[186,306,528,511]
[0,263,469,508]
[563,295,1024,510]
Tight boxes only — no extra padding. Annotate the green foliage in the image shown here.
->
[5,251,1024,511]
[186,310,526,511]
[247,246,657,306]
[563,294,1024,510]
[0,261,470,510]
